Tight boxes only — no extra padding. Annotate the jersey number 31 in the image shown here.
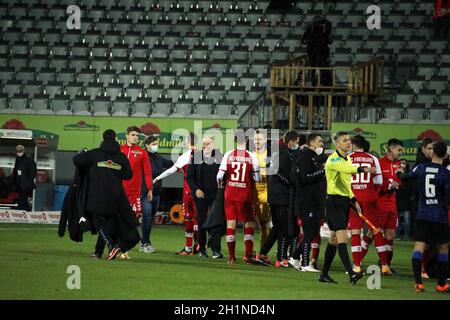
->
[231,162,247,182]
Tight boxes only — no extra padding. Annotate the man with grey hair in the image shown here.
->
[187,136,223,258]
[11,145,36,211]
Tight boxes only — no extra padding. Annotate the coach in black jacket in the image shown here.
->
[73,129,137,260]
[11,145,36,211]
[256,131,299,266]
[291,133,325,270]
[187,137,223,257]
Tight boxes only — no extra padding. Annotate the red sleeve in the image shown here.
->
[379,160,391,193]
[142,150,152,191]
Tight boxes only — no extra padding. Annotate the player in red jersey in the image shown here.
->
[348,135,391,274]
[217,130,261,264]
[121,126,153,218]
[153,133,198,255]
[360,138,404,271]
[118,126,152,259]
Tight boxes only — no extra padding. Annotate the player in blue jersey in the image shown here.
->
[408,141,450,293]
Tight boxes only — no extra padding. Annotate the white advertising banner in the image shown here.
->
[0,210,61,224]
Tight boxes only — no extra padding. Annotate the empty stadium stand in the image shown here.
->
[0,0,447,125]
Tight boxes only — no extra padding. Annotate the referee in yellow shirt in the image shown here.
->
[253,129,271,250]
[319,131,376,285]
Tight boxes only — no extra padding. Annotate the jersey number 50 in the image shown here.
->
[351,163,371,184]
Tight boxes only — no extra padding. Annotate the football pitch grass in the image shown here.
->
[0,223,448,300]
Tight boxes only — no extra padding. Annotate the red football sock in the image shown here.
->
[351,234,362,267]
[184,220,194,251]
[226,228,236,260]
[374,233,388,265]
[311,235,321,261]
[385,239,394,265]
[244,227,254,258]
[360,234,374,260]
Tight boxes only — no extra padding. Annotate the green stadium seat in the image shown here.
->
[65,81,82,99]
[159,72,177,89]
[92,96,111,116]
[105,83,123,100]
[153,99,173,117]
[112,97,131,116]
[194,99,212,117]
[29,4,47,21]
[4,80,20,97]
[31,94,54,115]
[10,94,31,114]
[51,43,69,57]
[0,67,14,82]
[215,99,235,118]
[147,84,164,101]
[178,72,197,88]
[171,100,193,117]
[126,83,145,101]
[132,97,151,117]
[23,81,42,98]
[31,42,50,56]
[18,68,37,83]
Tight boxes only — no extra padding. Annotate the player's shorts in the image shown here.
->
[348,201,379,230]
[183,191,197,220]
[127,193,142,218]
[414,219,449,245]
[325,195,350,232]
[224,199,255,223]
[379,208,398,230]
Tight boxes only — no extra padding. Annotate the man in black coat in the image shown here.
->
[11,145,36,211]
[187,136,223,258]
[255,131,299,267]
[73,129,135,260]
[290,133,325,272]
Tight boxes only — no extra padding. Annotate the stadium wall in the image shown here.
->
[0,115,237,152]
[331,123,450,161]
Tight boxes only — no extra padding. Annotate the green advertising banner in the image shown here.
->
[0,115,238,153]
[331,123,450,161]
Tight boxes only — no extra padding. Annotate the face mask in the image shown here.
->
[315,147,323,155]
[150,145,158,153]
[290,144,299,151]
[17,152,24,157]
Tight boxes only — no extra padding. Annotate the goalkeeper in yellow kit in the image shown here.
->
[253,129,271,251]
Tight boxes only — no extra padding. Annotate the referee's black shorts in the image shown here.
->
[325,194,350,232]
[414,219,449,245]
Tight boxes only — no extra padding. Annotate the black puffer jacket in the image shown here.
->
[73,140,133,216]
[291,147,326,214]
[267,143,293,206]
